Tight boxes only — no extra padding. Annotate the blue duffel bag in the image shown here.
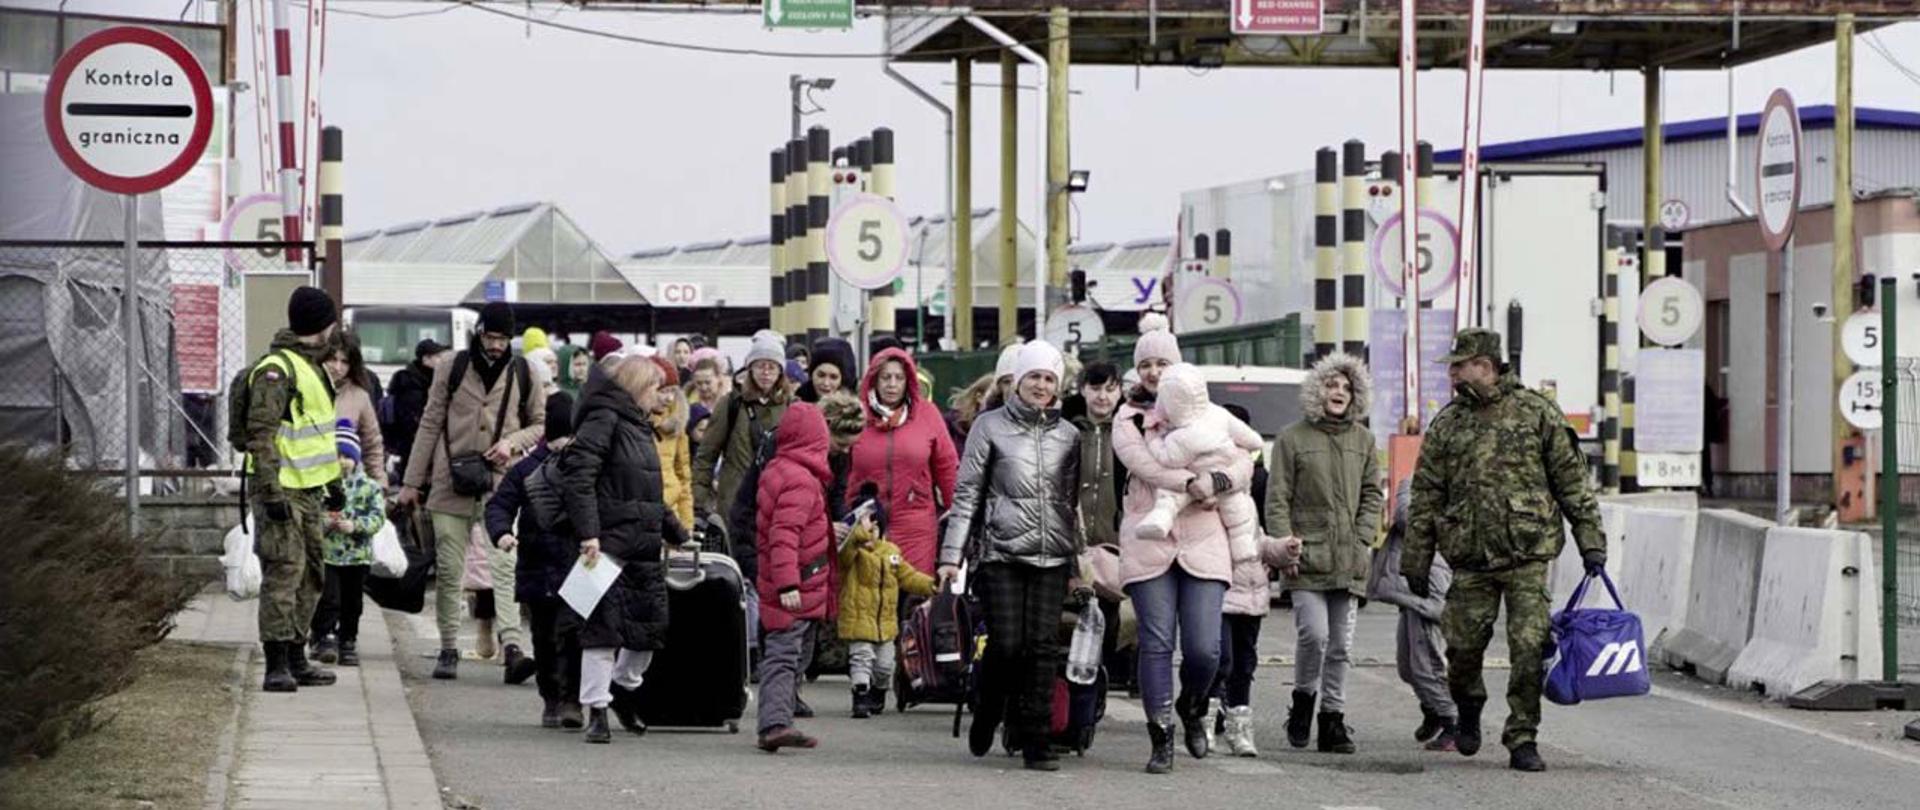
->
[1544,570,1651,705]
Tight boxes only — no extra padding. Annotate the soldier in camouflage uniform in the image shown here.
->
[1400,328,1605,773]
[246,287,348,692]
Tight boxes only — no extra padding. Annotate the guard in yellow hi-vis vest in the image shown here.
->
[246,286,346,693]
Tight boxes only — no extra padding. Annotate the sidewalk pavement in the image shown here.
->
[174,593,441,810]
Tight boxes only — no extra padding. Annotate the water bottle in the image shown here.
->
[1066,604,1105,685]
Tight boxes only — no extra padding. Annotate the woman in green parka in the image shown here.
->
[1267,351,1384,755]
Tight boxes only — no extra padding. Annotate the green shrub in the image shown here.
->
[0,445,197,765]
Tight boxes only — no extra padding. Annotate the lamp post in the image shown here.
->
[789,74,835,140]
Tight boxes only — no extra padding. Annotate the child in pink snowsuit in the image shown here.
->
[1135,363,1267,564]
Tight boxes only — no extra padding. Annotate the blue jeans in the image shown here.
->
[1126,565,1227,719]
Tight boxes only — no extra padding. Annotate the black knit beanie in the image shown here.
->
[544,391,575,443]
[288,286,337,337]
[480,301,515,335]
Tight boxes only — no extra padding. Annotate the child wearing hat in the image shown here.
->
[835,482,936,719]
[317,418,388,667]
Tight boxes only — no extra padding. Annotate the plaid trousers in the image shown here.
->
[973,561,1071,739]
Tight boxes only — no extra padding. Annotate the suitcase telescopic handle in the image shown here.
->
[665,540,707,589]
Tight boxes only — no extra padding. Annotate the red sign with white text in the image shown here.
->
[1229,0,1323,35]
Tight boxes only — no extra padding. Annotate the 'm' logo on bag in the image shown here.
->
[1585,641,1643,677]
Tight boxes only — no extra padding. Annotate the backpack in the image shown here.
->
[723,429,779,575]
[520,451,571,534]
[896,589,978,710]
[225,349,305,455]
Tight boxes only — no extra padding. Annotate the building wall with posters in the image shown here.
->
[1681,192,1920,476]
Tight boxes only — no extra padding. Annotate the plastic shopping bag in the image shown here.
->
[221,524,262,601]
[1544,569,1652,705]
[369,521,409,579]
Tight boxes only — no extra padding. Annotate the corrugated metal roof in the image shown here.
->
[1435,106,1920,162]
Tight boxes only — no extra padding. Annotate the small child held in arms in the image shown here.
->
[320,418,387,667]
[836,483,936,719]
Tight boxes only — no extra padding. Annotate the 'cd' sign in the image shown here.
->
[43,26,213,195]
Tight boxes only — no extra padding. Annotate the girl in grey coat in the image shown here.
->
[938,341,1082,772]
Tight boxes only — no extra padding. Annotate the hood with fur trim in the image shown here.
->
[1155,363,1212,428]
[1301,351,1371,424]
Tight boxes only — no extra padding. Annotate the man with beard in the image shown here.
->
[399,302,546,683]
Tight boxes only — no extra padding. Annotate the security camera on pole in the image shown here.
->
[43,26,214,534]
[1755,88,1802,524]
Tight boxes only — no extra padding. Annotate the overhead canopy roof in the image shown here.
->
[343,202,647,307]
[873,1,1906,71]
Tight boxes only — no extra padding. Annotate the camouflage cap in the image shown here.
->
[1437,328,1503,365]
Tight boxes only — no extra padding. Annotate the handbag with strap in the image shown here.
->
[1544,569,1652,705]
[444,355,519,498]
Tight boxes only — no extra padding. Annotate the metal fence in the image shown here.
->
[1895,358,1919,631]
[0,240,313,492]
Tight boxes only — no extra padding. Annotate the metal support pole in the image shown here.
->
[1604,230,1622,493]
[1778,239,1795,524]
[269,0,305,267]
[998,48,1019,343]
[1313,147,1338,362]
[319,126,343,301]
[955,59,974,348]
[770,148,788,338]
[880,62,952,352]
[870,128,899,338]
[1341,139,1368,358]
[1045,5,1070,316]
[1644,67,1665,287]
[968,15,1048,341]
[1879,275,1899,680]
[123,194,140,537]
[806,126,832,341]
[787,140,807,345]
[1834,13,1857,513]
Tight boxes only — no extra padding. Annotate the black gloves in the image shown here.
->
[1405,575,1431,599]
[263,500,294,523]
[324,481,347,512]
[1582,549,1607,576]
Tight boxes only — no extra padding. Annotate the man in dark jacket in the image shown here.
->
[384,338,449,464]
[487,390,581,731]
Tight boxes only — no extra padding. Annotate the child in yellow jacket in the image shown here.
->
[836,488,936,719]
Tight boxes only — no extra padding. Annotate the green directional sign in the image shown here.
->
[765,0,853,30]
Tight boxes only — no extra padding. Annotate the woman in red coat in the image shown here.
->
[754,402,838,752]
[845,348,958,575]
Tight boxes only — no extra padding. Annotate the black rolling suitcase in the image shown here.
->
[633,545,750,732]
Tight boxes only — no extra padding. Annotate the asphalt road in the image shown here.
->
[388,604,1920,810]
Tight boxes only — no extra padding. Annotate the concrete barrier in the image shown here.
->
[1600,491,1699,512]
[1662,510,1772,683]
[1616,507,1698,658]
[1726,528,1883,698]
[1549,502,1626,609]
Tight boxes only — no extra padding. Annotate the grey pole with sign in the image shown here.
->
[1757,89,1803,524]
[1880,276,1898,680]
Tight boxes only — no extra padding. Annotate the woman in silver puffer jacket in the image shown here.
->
[938,341,1082,772]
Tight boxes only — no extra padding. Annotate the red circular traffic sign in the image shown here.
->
[42,26,213,195]
[1755,88,1802,253]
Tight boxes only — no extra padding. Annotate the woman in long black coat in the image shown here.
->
[560,356,685,743]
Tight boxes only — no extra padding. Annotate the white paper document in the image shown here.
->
[559,553,623,618]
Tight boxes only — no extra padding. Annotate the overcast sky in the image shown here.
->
[15,1,1920,254]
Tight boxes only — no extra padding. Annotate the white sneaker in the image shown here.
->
[1225,705,1259,757]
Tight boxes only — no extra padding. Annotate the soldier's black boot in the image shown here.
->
[286,641,337,686]
[1145,712,1177,774]
[261,642,297,693]
[584,708,611,744]
[1509,742,1546,772]
[1317,711,1356,754]
[1414,705,1445,742]
[1285,689,1315,749]
[1453,695,1485,757]
[1176,692,1210,759]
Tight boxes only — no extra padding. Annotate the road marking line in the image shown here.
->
[1648,685,1920,768]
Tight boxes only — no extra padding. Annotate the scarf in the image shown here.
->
[867,390,910,430]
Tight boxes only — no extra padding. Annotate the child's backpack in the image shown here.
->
[897,589,978,713]
[722,427,779,579]
[521,451,571,534]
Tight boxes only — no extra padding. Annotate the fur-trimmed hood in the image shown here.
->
[1301,351,1371,424]
[651,384,689,437]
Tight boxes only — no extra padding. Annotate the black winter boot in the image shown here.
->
[870,688,888,716]
[1285,689,1315,749]
[609,686,646,735]
[1023,742,1061,771]
[584,707,611,744]
[313,634,339,665]
[1453,694,1485,758]
[432,648,459,680]
[286,641,337,686]
[503,644,537,685]
[337,639,359,667]
[968,693,1004,757]
[1145,712,1177,775]
[851,686,873,719]
[541,698,562,729]
[1176,692,1210,759]
[261,642,297,693]
[1509,742,1546,772]
[558,701,585,730]
[1317,711,1356,754]
[1414,705,1445,742]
